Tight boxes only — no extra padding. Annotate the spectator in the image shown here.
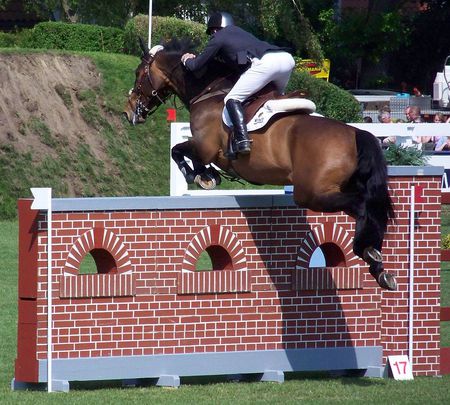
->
[433,113,449,151]
[377,108,396,145]
[363,116,373,123]
[405,105,423,123]
[405,105,430,145]
[434,113,445,123]
[378,110,392,124]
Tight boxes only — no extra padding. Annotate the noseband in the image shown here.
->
[130,54,171,120]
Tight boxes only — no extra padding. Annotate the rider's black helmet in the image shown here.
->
[206,12,234,35]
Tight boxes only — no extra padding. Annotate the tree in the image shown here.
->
[389,0,450,94]
[317,4,408,88]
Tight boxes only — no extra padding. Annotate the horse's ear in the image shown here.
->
[138,37,149,57]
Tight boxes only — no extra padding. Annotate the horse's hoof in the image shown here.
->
[377,272,397,291]
[194,174,217,190]
[363,247,383,264]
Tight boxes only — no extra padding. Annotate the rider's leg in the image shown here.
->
[225,99,251,154]
[223,51,295,155]
[270,52,296,94]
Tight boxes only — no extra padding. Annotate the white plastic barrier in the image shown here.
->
[170,122,450,195]
[169,123,285,196]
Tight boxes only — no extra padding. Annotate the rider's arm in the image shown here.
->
[183,36,222,72]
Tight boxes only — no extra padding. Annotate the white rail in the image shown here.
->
[170,122,450,196]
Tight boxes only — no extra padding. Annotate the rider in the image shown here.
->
[181,11,295,155]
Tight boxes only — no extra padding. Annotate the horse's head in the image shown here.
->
[123,37,236,125]
[123,38,173,125]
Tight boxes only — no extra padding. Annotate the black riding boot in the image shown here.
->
[226,99,251,154]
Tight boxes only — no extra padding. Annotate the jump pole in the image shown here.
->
[30,188,53,392]
[408,184,423,374]
[148,0,153,48]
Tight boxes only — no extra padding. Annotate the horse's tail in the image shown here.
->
[352,129,394,255]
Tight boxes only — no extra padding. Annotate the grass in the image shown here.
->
[1,217,450,402]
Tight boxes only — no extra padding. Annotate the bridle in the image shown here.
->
[129,50,172,123]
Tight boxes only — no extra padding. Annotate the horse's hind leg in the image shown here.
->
[353,206,397,291]
[297,189,396,291]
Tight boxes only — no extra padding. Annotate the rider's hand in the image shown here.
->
[181,53,196,65]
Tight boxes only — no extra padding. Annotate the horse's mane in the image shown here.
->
[161,37,198,55]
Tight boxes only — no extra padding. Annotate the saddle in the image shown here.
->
[222,85,317,159]
[222,84,316,133]
[242,85,308,123]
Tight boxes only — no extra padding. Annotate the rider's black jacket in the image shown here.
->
[184,25,286,73]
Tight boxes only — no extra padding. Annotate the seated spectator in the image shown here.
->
[434,113,445,123]
[405,105,430,145]
[405,105,423,123]
[377,109,396,145]
[363,116,373,123]
[378,110,392,124]
[433,113,450,151]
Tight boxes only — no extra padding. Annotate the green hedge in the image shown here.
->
[20,21,124,53]
[124,15,208,55]
[0,32,17,47]
[286,70,361,122]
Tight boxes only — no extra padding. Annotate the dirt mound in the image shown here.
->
[0,53,105,160]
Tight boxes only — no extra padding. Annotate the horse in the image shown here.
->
[123,38,396,291]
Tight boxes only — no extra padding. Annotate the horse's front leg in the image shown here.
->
[171,140,198,184]
[171,141,221,190]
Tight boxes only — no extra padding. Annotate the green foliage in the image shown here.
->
[383,144,429,166]
[442,234,450,249]
[26,117,56,147]
[124,15,208,55]
[286,70,361,122]
[318,7,409,88]
[55,83,73,109]
[0,32,17,47]
[20,21,124,53]
[260,0,324,60]
[389,0,450,93]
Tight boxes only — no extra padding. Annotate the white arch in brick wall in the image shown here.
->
[182,224,246,272]
[293,221,363,290]
[63,227,132,275]
[296,221,358,269]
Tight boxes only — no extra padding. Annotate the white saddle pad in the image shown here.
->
[222,98,317,132]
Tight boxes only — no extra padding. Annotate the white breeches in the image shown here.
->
[224,51,295,103]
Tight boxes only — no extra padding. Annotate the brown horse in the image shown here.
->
[123,38,396,290]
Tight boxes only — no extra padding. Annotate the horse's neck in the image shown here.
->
[168,59,236,107]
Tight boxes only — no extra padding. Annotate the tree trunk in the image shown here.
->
[60,0,78,23]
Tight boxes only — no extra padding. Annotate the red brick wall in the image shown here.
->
[15,173,442,381]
